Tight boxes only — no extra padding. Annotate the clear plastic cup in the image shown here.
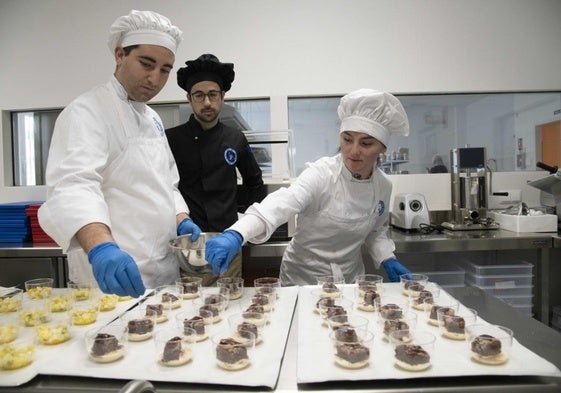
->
[409,282,441,311]
[212,329,255,371]
[217,277,244,300]
[327,314,369,334]
[0,313,20,344]
[97,293,119,312]
[399,273,428,297]
[390,330,435,371]
[35,311,72,345]
[0,338,35,370]
[200,287,230,311]
[356,274,383,294]
[47,291,73,313]
[254,277,281,300]
[67,280,94,302]
[355,285,383,312]
[465,324,513,365]
[317,297,354,326]
[438,307,478,340]
[154,327,194,366]
[425,299,460,326]
[378,295,409,322]
[193,298,225,324]
[316,275,345,298]
[85,323,125,363]
[175,309,213,342]
[228,312,266,345]
[69,300,99,326]
[142,297,172,324]
[246,288,276,312]
[121,307,157,342]
[25,278,54,300]
[0,288,23,313]
[19,299,50,327]
[381,310,418,342]
[329,329,374,369]
[154,285,183,310]
[176,276,202,299]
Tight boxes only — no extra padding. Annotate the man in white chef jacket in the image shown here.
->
[205,88,411,286]
[38,10,201,297]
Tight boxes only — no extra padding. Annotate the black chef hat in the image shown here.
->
[177,54,235,93]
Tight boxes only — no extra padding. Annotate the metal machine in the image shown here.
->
[391,193,431,231]
[442,147,498,231]
[528,161,561,230]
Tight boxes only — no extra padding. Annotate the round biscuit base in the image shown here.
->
[217,358,250,371]
[427,318,439,326]
[357,304,376,312]
[395,359,431,371]
[471,351,508,365]
[181,293,199,300]
[89,348,124,363]
[128,332,153,342]
[159,349,192,366]
[334,355,369,369]
[442,330,466,340]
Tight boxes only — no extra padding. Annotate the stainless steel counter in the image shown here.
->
[2,286,560,393]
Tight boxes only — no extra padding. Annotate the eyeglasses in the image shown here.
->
[189,90,222,103]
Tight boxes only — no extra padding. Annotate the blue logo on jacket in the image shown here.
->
[152,117,164,136]
[376,200,385,216]
[224,148,237,165]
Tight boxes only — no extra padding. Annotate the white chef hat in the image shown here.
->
[338,88,409,147]
[107,10,183,55]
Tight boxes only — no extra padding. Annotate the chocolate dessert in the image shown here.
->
[128,318,154,335]
[251,294,270,306]
[205,294,227,305]
[336,342,369,365]
[404,281,424,293]
[384,320,410,340]
[363,290,379,306]
[199,304,219,317]
[358,281,378,292]
[237,322,258,339]
[322,282,339,294]
[245,304,265,314]
[180,282,199,294]
[161,292,179,304]
[255,286,275,296]
[472,334,501,356]
[216,338,248,364]
[146,304,164,317]
[316,297,335,310]
[219,278,242,296]
[326,305,347,319]
[184,316,205,335]
[443,315,465,334]
[395,344,430,370]
[334,325,359,342]
[91,333,120,357]
[162,336,183,362]
[414,290,433,308]
[380,303,403,320]
[429,305,454,321]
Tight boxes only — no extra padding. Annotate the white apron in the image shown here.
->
[279,173,382,286]
[65,87,179,288]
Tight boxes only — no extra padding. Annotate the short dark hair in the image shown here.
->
[123,45,139,56]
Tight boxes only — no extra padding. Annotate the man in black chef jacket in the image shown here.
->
[166,54,266,285]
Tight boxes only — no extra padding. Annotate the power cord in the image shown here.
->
[418,223,445,234]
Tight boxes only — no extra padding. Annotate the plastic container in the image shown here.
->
[465,280,533,297]
[465,272,533,288]
[415,264,465,287]
[496,295,533,306]
[463,260,533,276]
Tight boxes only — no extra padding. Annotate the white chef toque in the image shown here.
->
[107,10,183,55]
[338,88,409,147]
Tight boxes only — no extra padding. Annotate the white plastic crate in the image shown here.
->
[415,264,465,287]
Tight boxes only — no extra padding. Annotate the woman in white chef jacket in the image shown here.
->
[38,11,201,297]
[205,88,411,286]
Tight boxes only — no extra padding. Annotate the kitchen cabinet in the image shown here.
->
[0,246,66,288]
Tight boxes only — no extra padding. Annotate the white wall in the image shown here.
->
[1,0,560,203]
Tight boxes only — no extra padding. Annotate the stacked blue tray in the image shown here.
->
[0,202,33,245]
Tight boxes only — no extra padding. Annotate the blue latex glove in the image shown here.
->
[177,218,201,241]
[88,242,146,298]
[383,258,411,282]
[205,230,243,276]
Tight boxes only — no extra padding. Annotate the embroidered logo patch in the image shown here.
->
[376,200,385,216]
[152,117,164,136]
[224,147,237,165]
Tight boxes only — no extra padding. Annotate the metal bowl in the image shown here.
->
[169,232,220,274]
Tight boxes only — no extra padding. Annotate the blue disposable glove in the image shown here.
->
[177,218,201,241]
[382,258,411,282]
[205,230,243,276]
[88,242,146,298]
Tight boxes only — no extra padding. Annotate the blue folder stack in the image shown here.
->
[0,202,33,245]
